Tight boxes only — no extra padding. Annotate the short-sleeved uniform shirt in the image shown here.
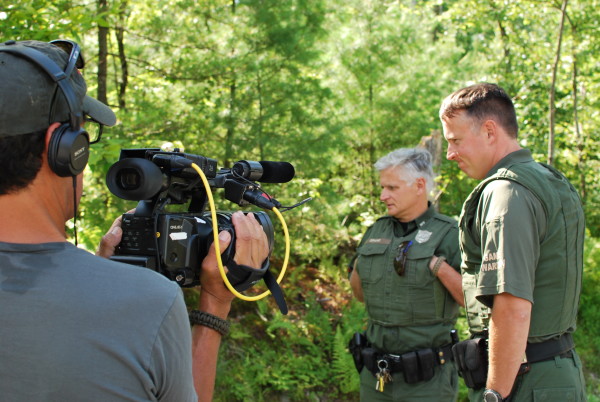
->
[354,205,461,353]
[459,149,585,341]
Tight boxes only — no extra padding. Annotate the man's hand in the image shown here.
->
[199,211,269,312]
[229,211,270,268]
[96,214,125,258]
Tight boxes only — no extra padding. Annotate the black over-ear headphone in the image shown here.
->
[0,41,89,177]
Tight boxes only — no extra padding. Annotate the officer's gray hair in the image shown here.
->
[374,148,434,193]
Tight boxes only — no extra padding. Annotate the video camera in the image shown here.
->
[106,148,296,313]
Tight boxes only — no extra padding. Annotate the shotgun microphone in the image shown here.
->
[232,160,295,183]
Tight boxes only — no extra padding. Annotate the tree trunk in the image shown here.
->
[419,130,444,209]
[224,0,237,167]
[96,0,109,105]
[571,25,586,203]
[548,0,569,166]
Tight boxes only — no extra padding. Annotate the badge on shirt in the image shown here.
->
[415,229,432,243]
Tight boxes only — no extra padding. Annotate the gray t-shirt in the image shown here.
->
[0,242,196,402]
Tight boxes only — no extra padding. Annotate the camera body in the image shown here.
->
[115,210,273,287]
[106,148,281,288]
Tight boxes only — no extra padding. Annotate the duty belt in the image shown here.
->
[524,332,575,364]
[362,343,454,385]
[452,332,576,390]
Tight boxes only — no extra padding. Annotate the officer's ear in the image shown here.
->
[482,119,498,143]
[414,177,427,194]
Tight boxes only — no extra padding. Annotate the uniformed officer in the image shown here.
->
[349,148,463,401]
[439,83,586,402]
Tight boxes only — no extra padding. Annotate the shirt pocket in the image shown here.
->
[401,244,438,318]
[404,244,436,282]
[356,243,390,284]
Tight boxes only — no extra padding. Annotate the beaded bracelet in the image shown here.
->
[431,256,446,277]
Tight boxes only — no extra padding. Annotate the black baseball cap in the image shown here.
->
[0,40,116,137]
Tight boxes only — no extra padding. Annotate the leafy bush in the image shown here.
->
[576,234,600,397]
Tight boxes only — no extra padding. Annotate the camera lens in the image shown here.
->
[118,168,142,190]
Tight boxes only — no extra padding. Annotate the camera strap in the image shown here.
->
[262,268,288,315]
[226,260,288,315]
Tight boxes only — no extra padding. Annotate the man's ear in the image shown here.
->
[482,119,498,143]
[44,123,61,150]
[40,123,62,172]
[415,176,427,194]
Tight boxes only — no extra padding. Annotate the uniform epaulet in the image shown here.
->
[432,214,458,225]
[375,215,394,223]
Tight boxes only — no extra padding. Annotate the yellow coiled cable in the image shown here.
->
[190,163,289,301]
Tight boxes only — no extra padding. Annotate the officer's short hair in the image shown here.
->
[439,82,518,138]
[374,148,434,194]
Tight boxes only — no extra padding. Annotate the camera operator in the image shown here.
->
[348,148,463,401]
[0,39,268,402]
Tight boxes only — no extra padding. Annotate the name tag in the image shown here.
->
[366,238,391,245]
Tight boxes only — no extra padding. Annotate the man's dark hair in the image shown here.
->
[0,131,46,195]
[439,83,519,138]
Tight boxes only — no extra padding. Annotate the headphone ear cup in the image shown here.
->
[47,124,90,177]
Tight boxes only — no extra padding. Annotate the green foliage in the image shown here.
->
[576,234,600,397]
[0,1,97,41]
[332,326,360,395]
[213,293,365,401]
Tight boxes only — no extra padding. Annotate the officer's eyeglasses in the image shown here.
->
[394,240,413,276]
[50,39,85,78]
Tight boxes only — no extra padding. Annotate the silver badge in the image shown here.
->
[415,229,432,243]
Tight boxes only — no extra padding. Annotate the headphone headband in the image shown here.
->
[0,41,89,177]
[0,43,83,130]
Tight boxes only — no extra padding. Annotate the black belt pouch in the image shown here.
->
[348,332,367,373]
[401,351,420,384]
[417,349,436,382]
[451,338,488,389]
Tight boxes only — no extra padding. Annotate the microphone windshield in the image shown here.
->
[232,160,295,183]
[258,161,295,183]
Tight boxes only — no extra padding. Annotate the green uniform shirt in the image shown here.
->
[459,149,585,342]
[354,205,461,354]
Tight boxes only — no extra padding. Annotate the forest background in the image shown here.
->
[2,0,599,400]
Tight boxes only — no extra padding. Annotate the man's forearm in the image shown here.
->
[487,293,532,398]
[349,269,364,302]
[192,292,231,402]
[430,257,464,307]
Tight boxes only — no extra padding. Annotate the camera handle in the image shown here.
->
[190,162,290,311]
[131,200,154,217]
